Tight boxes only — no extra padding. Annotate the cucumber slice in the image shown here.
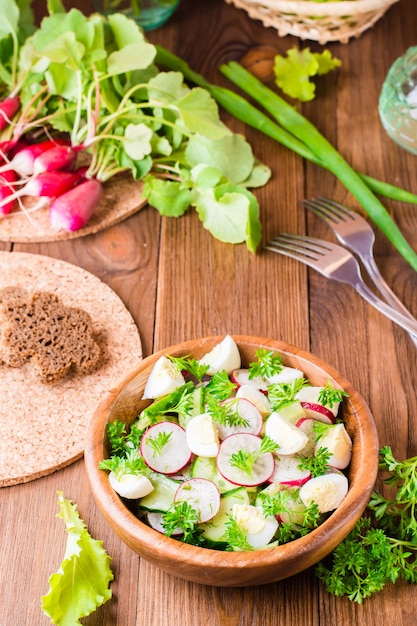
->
[178,385,205,429]
[199,487,250,543]
[191,455,236,493]
[139,473,180,512]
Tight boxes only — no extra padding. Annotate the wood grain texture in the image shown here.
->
[1,0,417,624]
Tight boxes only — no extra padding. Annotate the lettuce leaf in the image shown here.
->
[41,492,114,625]
[274,47,341,102]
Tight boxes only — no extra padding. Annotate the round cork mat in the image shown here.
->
[0,252,143,487]
[0,174,148,243]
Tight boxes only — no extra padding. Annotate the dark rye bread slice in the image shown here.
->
[0,286,102,383]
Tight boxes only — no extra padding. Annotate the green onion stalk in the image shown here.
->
[155,46,417,273]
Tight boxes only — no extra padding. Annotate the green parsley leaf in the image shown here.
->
[249,349,283,379]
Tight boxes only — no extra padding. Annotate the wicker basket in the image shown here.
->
[224,0,400,44]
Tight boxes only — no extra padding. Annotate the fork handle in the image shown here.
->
[356,281,417,339]
[360,254,417,347]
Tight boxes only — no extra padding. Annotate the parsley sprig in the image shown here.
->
[316,446,417,603]
[146,430,172,456]
[205,394,249,428]
[229,436,279,477]
[205,370,237,400]
[162,501,200,543]
[298,447,332,477]
[267,378,308,411]
[167,355,209,383]
[248,349,283,379]
[317,380,349,408]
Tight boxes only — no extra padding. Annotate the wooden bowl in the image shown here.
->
[84,335,379,587]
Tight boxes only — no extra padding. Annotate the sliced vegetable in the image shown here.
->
[140,421,191,474]
[174,477,221,523]
[217,433,275,487]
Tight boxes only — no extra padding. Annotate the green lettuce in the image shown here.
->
[41,492,114,625]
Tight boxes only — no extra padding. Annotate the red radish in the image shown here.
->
[0,138,72,177]
[300,402,335,424]
[0,97,20,130]
[140,422,191,475]
[231,368,268,391]
[216,433,275,487]
[32,144,76,176]
[174,478,221,523]
[0,169,17,215]
[268,455,311,486]
[0,170,83,209]
[295,416,318,456]
[215,398,263,440]
[49,177,103,232]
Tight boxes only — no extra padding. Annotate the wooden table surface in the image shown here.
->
[1,0,417,624]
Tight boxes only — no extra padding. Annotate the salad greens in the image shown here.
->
[0,0,270,250]
[273,47,341,102]
[316,446,417,602]
[41,492,113,625]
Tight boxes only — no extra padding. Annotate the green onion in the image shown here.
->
[155,46,417,272]
[221,61,417,272]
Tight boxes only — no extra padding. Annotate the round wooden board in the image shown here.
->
[0,175,148,243]
[0,252,143,487]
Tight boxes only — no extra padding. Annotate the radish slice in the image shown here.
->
[266,366,304,385]
[269,455,311,486]
[140,422,191,474]
[232,503,278,549]
[217,433,275,487]
[142,355,186,399]
[231,368,268,391]
[295,417,318,457]
[198,335,241,375]
[300,402,335,424]
[295,386,339,422]
[264,412,309,455]
[315,423,352,470]
[146,512,183,536]
[186,413,220,457]
[109,471,154,499]
[174,478,221,523]
[236,384,271,416]
[215,398,263,439]
[299,473,348,513]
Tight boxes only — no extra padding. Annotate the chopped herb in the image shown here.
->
[167,355,210,382]
[146,430,173,456]
[249,349,283,379]
[267,378,308,411]
[205,370,237,400]
[317,380,349,408]
[224,516,254,551]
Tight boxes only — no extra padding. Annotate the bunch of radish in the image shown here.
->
[101,336,353,551]
[0,100,103,231]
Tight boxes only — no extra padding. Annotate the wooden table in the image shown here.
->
[1,0,417,624]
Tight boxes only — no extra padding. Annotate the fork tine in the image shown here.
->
[265,234,334,264]
[303,198,353,224]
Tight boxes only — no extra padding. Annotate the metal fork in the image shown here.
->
[265,233,417,340]
[304,197,416,322]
